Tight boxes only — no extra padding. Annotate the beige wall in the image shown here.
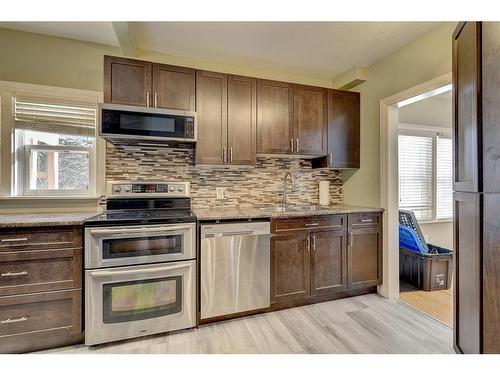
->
[419,221,453,250]
[0,27,333,91]
[341,22,456,207]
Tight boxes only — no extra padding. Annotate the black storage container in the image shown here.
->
[399,245,453,291]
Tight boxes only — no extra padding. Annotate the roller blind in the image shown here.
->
[398,134,433,221]
[14,96,96,135]
[436,136,453,219]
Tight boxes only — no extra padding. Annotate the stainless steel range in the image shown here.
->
[83,181,196,346]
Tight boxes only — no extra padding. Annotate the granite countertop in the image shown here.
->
[0,212,101,228]
[193,204,384,221]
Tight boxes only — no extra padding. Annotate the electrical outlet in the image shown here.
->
[216,187,225,199]
[424,234,429,242]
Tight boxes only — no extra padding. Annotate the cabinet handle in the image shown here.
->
[306,235,310,252]
[296,138,299,153]
[154,92,158,108]
[311,234,316,251]
[1,237,28,242]
[229,147,233,163]
[146,91,151,107]
[304,222,319,227]
[360,219,373,223]
[349,232,354,247]
[223,148,227,163]
[290,139,294,153]
[329,153,333,167]
[1,271,28,277]
[1,316,28,324]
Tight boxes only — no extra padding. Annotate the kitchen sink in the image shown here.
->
[258,206,297,213]
[258,205,331,213]
[292,205,331,212]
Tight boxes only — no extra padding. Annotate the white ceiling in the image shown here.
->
[0,21,442,79]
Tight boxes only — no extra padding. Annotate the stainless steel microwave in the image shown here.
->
[99,103,197,145]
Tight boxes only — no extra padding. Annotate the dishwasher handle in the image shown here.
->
[204,230,258,238]
[201,222,270,238]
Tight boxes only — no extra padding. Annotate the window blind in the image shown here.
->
[436,136,453,219]
[14,96,96,134]
[398,134,433,221]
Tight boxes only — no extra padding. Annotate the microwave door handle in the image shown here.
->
[90,263,192,278]
[88,225,193,236]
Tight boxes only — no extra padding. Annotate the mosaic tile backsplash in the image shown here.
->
[106,144,343,209]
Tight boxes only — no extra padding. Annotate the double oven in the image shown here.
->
[84,181,196,346]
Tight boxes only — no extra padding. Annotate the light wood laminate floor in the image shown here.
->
[399,282,453,327]
[39,294,454,354]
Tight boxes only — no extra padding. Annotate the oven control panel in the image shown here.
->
[107,181,190,198]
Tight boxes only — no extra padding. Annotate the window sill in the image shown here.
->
[0,196,102,201]
[418,219,453,225]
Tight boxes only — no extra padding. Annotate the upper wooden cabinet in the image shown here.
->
[293,85,327,156]
[195,72,256,165]
[104,56,152,107]
[227,75,257,165]
[104,55,195,111]
[257,79,294,154]
[153,63,195,111]
[195,70,228,165]
[327,90,360,169]
[453,23,481,193]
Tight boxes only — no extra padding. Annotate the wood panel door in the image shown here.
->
[327,89,360,168]
[482,193,500,353]
[270,233,310,305]
[293,85,327,156]
[347,226,382,289]
[453,22,481,192]
[454,192,482,354]
[257,79,294,154]
[227,75,257,165]
[195,70,228,165]
[152,63,195,111]
[310,228,347,295]
[104,55,152,106]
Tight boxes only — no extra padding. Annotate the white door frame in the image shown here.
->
[378,72,452,299]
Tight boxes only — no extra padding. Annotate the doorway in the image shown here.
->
[396,85,453,327]
[379,73,452,312]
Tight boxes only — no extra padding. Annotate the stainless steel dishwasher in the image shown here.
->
[200,221,270,319]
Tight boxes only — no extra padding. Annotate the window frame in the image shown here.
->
[398,123,453,223]
[0,80,104,200]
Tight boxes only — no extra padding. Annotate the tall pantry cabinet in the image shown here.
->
[453,21,500,354]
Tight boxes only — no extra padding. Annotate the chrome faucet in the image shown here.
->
[282,172,295,207]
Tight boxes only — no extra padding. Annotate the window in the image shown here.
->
[13,96,97,196]
[398,129,452,221]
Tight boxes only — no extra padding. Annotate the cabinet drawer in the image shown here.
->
[272,215,346,233]
[0,247,82,297]
[0,289,82,353]
[0,226,81,252]
[348,213,381,228]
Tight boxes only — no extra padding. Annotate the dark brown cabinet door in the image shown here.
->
[152,64,195,111]
[104,55,152,106]
[327,90,360,168]
[195,70,228,165]
[293,85,327,156]
[257,79,294,154]
[270,233,310,305]
[227,75,257,165]
[454,192,481,354]
[453,22,481,192]
[347,226,382,289]
[311,228,347,295]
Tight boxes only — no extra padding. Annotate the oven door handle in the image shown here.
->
[89,263,192,278]
[88,225,193,237]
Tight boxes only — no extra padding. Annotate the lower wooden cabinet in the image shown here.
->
[0,225,84,353]
[270,213,382,309]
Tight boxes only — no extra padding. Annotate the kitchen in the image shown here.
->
[0,8,498,371]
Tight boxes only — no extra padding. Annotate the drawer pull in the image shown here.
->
[1,237,28,242]
[304,223,319,227]
[1,316,28,324]
[360,219,374,223]
[1,271,28,277]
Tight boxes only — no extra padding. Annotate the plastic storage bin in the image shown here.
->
[399,210,453,291]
